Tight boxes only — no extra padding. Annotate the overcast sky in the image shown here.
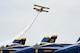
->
[0,0,80,45]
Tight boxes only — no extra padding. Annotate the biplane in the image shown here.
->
[34,4,50,12]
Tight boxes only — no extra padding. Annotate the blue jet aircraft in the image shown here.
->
[14,37,80,53]
[54,38,80,53]
[0,35,57,53]
[4,37,26,47]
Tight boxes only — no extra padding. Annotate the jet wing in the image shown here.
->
[32,43,62,50]
[37,47,62,49]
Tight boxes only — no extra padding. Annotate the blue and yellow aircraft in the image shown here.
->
[0,34,79,53]
[0,37,27,53]
[14,37,80,53]
[54,38,80,53]
[5,37,26,47]
[0,4,80,53]
[40,35,57,44]
[0,35,58,53]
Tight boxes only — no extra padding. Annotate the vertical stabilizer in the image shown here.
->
[77,37,80,42]
[13,38,26,45]
[20,38,26,45]
[49,35,57,43]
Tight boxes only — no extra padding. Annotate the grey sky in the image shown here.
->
[0,0,80,44]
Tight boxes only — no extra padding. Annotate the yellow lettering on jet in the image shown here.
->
[44,50,53,52]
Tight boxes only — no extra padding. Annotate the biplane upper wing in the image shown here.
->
[34,4,50,9]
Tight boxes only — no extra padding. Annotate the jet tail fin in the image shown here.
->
[20,38,26,45]
[77,37,80,42]
[13,38,26,45]
[49,35,57,43]
[41,35,57,44]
